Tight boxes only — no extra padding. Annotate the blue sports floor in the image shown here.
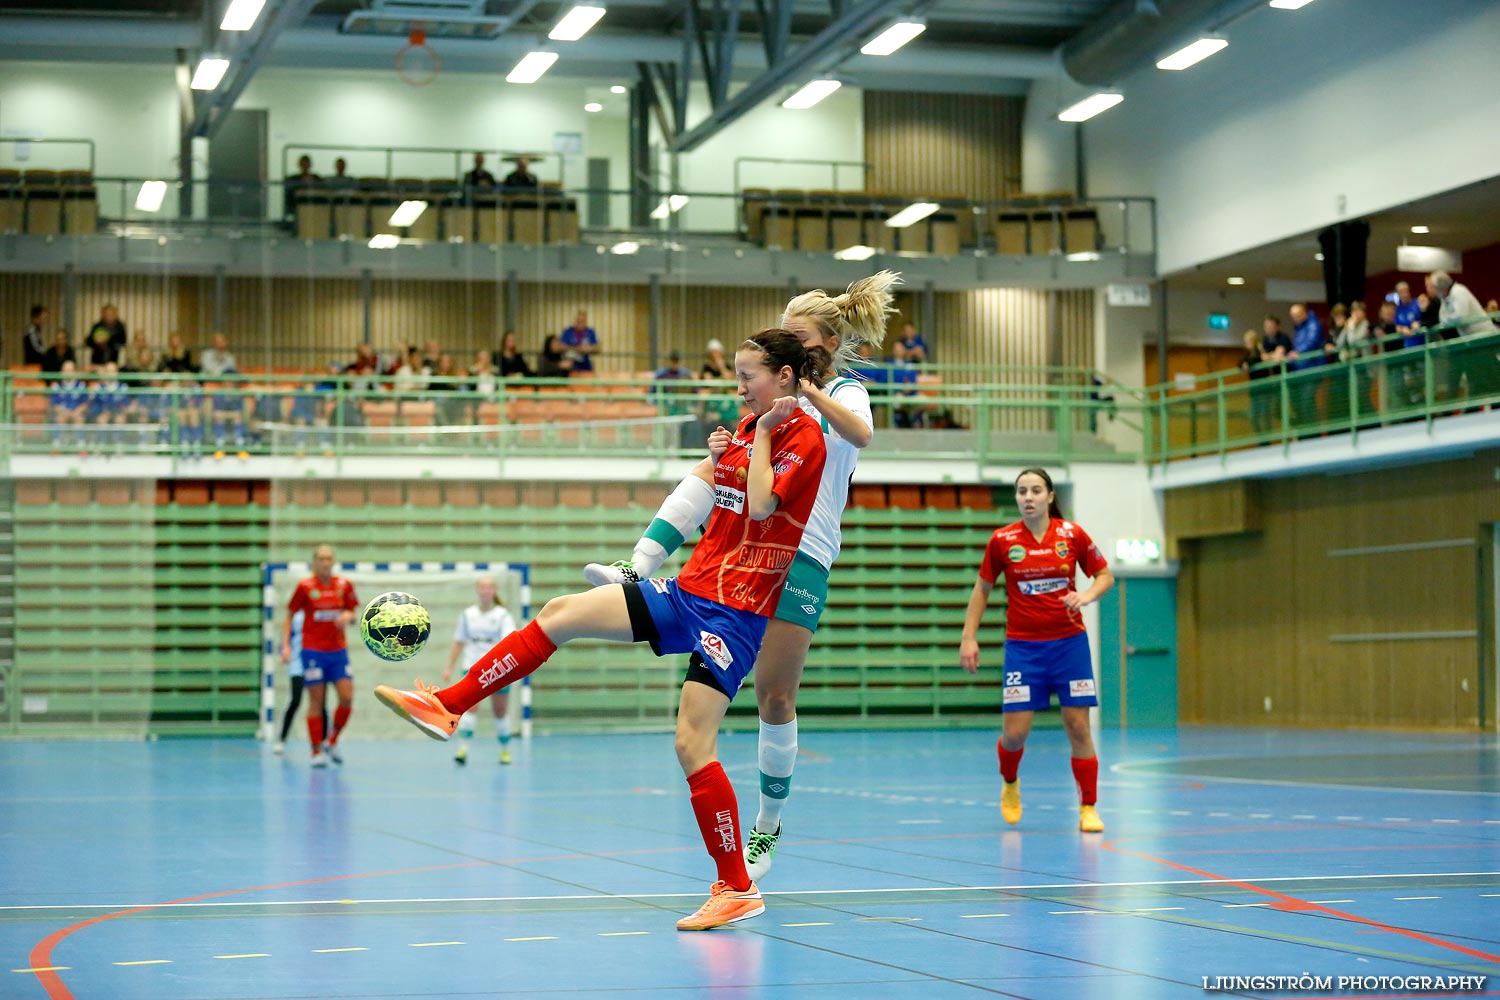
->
[2,726,1497,1000]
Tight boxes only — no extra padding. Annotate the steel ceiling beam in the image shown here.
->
[187,0,322,139]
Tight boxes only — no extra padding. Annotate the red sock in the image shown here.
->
[439,620,557,714]
[998,740,1024,783]
[328,704,351,745]
[1071,756,1099,806]
[307,713,325,750]
[686,762,750,891]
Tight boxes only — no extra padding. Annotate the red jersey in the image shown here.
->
[288,575,359,652]
[978,518,1108,641]
[677,409,826,615]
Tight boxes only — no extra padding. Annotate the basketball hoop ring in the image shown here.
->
[396,28,440,87]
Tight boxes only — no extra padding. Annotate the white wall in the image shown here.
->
[0,62,178,177]
[1083,0,1500,275]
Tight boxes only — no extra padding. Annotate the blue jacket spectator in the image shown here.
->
[559,311,598,372]
[1393,281,1424,348]
[1289,305,1326,370]
[898,323,927,363]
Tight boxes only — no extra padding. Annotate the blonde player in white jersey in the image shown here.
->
[442,575,519,764]
[585,270,900,880]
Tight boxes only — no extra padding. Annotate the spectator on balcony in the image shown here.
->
[422,339,443,371]
[1418,277,1442,333]
[88,361,134,439]
[284,155,321,217]
[1240,330,1274,435]
[86,304,127,370]
[1432,270,1498,407]
[538,334,574,378]
[696,339,740,435]
[49,360,89,449]
[199,333,237,378]
[328,157,356,191]
[393,346,430,396]
[1332,301,1376,422]
[1260,316,1292,369]
[40,328,77,373]
[208,374,251,457]
[1286,303,1326,429]
[1373,301,1402,352]
[502,156,539,190]
[1486,298,1499,315]
[1393,281,1423,349]
[560,310,598,373]
[470,349,498,395]
[464,153,495,190]
[699,339,731,382]
[897,322,928,364]
[497,331,531,379]
[345,342,381,387]
[1325,304,1349,360]
[159,332,196,373]
[22,305,49,365]
[119,333,156,374]
[431,353,467,424]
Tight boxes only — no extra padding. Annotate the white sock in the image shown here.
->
[457,711,476,740]
[632,476,713,577]
[755,717,798,834]
[497,713,512,745]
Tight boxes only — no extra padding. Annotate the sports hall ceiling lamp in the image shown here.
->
[135,180,168,213]
[1155,36,1228,71]
[1410,225,1430,234]
[368,233,401,249]
[549,5,606,41]
[885,202,939,229]
[1313,252,1324,261]
[610,240,640,254]
[610,85,627,94]
[507,51,559,84]
[388,200,428,227]
[1066,251,1101,262]
[1057,92,1122,122]
[1226,276,1246,285]
[190,55,231,90]
[220,0,266,31]
[584,102,603,112]
[782,78,841,110]
[860,19,926,56]
[649,194,690,220]
[1268,0,1316,9]
[834,245,877,261]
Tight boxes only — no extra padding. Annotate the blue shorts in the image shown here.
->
[626,578,768,700]
[1001,633,1097,712]
[301,648,351,686]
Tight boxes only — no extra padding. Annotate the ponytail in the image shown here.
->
[782,270,902,374]
[1015,467,1064,520]
[742,328,824,389]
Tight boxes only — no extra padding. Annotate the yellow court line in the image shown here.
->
[214,954,271,960]
[959,914,1010,919]
[408,942,464,948]
[13,967,70,973]
[114,960,172,966]
[313,948,369,953]
[782,922,832,927]
[598,932,649,937]
[505,936,558,942]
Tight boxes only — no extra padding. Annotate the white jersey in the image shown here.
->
[796,374,872,570]
[453,603,518,666]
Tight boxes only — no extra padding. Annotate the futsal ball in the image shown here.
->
[360,591,432,661]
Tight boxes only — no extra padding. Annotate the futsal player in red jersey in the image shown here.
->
[959,467,1115,833]
[375,329,828,930]
[281,544,359,767]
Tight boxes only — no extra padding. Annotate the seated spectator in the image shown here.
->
[898,322,928,363]
[888,341,922,428]
[40,328,76,373]
[159,332,196,373]
[392,346,430,395]
[430,353,466,424]
[199,332,237,377]
[176,377,206,459]
[22,305,49,366]
[86,304,127,370]
[422,339,442,371]
[654,352,698,447]
[853,341,890,383]
[48,360,90,449]
[288,370,333,457]
[470,349,499,395]
[208,375,251,457]
[502,156,539,190]
[537,334,574,378]
[119,333,156,374]
[655,351,694,382]
[559,311,597,372]
[699,339,732,381]
[498,331,532,378]
[696,339,740,434]
[344,342,381,390]
[88,362,134,437]
[464,153,496,189]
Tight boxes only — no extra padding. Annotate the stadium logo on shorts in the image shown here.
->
[699,631,733,670]
[1007,545,1026,563]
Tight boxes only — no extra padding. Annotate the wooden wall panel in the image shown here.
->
[1176,451,1500,729]
[0,274,64,364]
[863,93,1024,201]
[515,281,648,370]
[657,285,789,368]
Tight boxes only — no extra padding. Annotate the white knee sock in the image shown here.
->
[755,718,798,834]
[457,711,476,740]
[632,476,714,577]
[496,713,512,746]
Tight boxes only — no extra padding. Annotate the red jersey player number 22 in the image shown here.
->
[979,519,1108,641]
[677,407,826,616]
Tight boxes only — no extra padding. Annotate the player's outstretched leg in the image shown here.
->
[583,477,713,585]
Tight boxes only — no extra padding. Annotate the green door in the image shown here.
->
[1097,575,1178,728]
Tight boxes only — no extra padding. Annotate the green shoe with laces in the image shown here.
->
[583,559,640,586]
[745,825,780,881]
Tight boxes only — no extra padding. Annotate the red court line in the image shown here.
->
[1100,836,1500,965]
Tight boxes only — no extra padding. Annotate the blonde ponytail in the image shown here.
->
[782,269,902,374]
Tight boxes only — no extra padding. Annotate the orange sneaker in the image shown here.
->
[1079,804,1105,833]
[676,881,764,931]
[373,680,460,741]
[1001,780,1022,825]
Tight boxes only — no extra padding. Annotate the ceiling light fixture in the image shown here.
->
[860,20,925,56]
[135,180,167,213]
[782,78,841,110]
[1227,276,1246,285]
[1314,252,1324,261]
[610,84,627,94]
[610,240,640,255]
[885,202,939,228]
[835,245,878,261]
[584,102,603,112]
[506,51,559,84]
[1410,225,1430,234]
[190,56,230,90]
[368,233,400,249]
[1268,0,1316,9]
[388,200,427,228]
[1156,37,1228,71]
[549,5,606,41]
[1057,92,1123,122]
[220,0,266,31]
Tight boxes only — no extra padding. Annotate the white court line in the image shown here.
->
[5,872,1497,912]
[1110,757,1500,798]
[897,820,941,825]
[1394,896,1441,901]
